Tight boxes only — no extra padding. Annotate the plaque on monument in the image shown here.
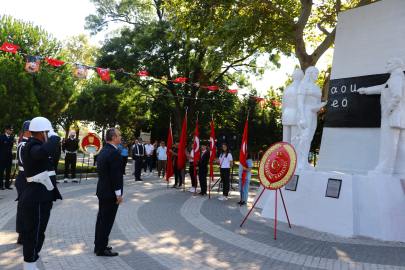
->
[325,178,342,198]
[285,175,299,191]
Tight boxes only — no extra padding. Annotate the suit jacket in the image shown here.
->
[132,143,145,161]
[96,143,123,199]
[198,150,210,171]
[0,134,14,160]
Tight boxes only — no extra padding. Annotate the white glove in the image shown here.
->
[47,131,59,138]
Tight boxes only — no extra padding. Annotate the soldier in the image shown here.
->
[62,130,79,183]
[18,117,62,270]
[132,137,145,181]
[0,125,14,190]
[15,121,31,245]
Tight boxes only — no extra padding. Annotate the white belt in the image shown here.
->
[67,151,77,154]
[27,170,55,191]
[19,167,24,171]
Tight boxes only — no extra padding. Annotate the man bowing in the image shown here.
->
[94,128,123,256]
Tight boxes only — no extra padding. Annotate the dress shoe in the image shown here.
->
[135,178,143,181]
[17,233,24,244]
[96,249,118,256]
[5,186,13,190]
[72,179,78,183]
[0,187,5,190]
[94,246,112,253]
[198,192,206,196]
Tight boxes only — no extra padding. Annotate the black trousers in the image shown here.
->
[173,165,182,186]
[94,198,119,252]
[144,156,153,172]
[121,156,128,174]
[220,168,231,196]
[199,168,208,194]
[64,153,77,178]
[20,201,53,262]
[16,187,26,234]
[189,164,197,187]
[52,157,60,172]
[0,156,12,188]
[134,158,143,179]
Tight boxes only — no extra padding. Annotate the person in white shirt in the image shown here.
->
[186,142,197,193]
[144,139,154,175]
[215,143,233,201]
[156,141,167,178]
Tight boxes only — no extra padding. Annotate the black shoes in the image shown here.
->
[198,192,207,196]
[17,233,24,244]
[94,246,112,253]
[237,201,246,206]
[135,178,143,181]
[96,249,118,256]
[0,187,5,190]
[5,186,13,190]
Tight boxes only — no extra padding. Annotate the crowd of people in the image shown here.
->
[0,121,254,268]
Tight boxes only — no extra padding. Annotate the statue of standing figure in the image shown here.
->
[282,67,326,171]
[358,57,405,178]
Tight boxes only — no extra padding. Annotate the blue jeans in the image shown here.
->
[239,176,250,202]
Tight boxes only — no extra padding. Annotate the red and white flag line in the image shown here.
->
[0,42,281,107]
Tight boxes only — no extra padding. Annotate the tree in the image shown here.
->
[165,0,379,71]
[85,0,280,135]
[0,15,76,128]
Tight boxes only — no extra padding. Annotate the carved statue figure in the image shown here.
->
[282,69,304,148]
[296,66,326,171]
[358,57,405,178]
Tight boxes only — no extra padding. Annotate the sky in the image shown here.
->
[0,0,329,97]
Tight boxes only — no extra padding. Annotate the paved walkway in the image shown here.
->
[1,164,405,270]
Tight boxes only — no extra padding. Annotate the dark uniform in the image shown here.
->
[172,146,182,187]
[197,149,210,195]
[51,140,62,172]
[62,137,79,180]
[132,142,145,181]
[15,137,29,242]
[0,127,14,189]
[19,135,62,263]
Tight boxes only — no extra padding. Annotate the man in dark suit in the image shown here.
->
[196,141,210,196]
[0,125,14,190]
[132,137,145,181]
[94,128,123,257]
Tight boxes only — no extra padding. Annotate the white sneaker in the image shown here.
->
[23,261,38,270]
[64,178,68,183]
[150,172,153,175]
[218,196,225,201]
[188,188,195,193]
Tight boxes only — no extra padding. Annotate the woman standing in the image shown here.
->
[118,141,129,175]
[238,150,252,206]
[215,143,233,201]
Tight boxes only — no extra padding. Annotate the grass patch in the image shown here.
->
[56,159,97,174]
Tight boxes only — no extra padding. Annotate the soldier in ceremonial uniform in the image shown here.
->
[62,130,79,183]
[15,121,31,245]
[18,117,62,270]
[0,125,14,190]
[132,137,145,181]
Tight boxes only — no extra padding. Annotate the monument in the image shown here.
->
[256,0,405,242]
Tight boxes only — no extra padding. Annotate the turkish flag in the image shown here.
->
[96,68,110,81]
[193,120,200,183]
[203,85,219,91]
[209,119,216,182]
[136,71,149,76]
[173,77,188,83]
[252,96,266,107]
[227,89,240,93]
[177,114,187,170]
[166,122,174,181]
[239,119,249,186]
[0,42,19,53]
[271,100,281,106]
[45,58,65,67]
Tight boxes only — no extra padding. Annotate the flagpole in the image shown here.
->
[209,113,213,200]
[194,111,199,197]
[183,106,188,193]
[240,107,250,206]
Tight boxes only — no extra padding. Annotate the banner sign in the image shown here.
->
[74,64,88,79]
[25,55,40,74]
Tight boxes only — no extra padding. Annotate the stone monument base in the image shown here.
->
[254,171,405,242]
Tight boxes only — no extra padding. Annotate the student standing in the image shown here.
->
[169,140,182,188]
[238,150,253,206]
[215,143,233,201]
[144,140,154,175]
[186,142,197,193]
[196,142,209,196]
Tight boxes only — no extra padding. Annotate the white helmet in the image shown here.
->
[29,117,53,132]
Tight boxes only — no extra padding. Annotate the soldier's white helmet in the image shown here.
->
[29,117,53,132]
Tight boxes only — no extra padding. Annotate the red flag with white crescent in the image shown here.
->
[46,58,65,67]
[239,118,249,186]
[177,115,187,170]
[203,86,219,91]
[209,119,216,182]
[227,89,240,93]
[173,77,188,83]
[96,68,111,81]
[0,42,19,53]
[166,122,174,181]
[136,71,149,76]
[193,120,200,181]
